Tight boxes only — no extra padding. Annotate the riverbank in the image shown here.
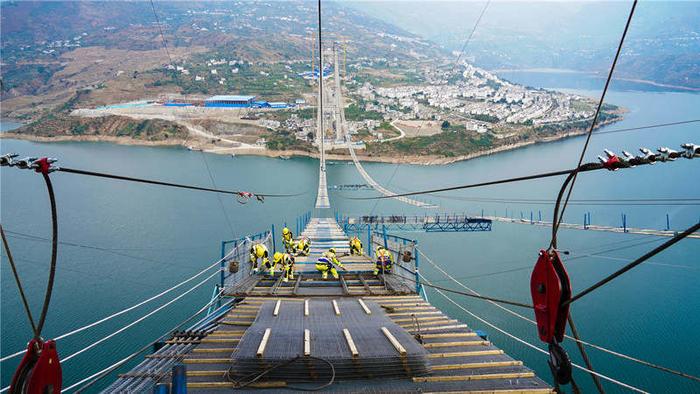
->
[490,68,700,92]
[1,121,606,166]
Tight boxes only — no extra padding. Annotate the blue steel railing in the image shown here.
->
[339,213,492,233]
[368,226,423,298]
[219,230,272,288]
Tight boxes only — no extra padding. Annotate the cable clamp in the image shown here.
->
[236,192,253,204]
[31,157,59,174]
[681,143,700,159]
[597,149,621,171]
[12,156,39,169]
[0,153,19,166]
[656,147,678,162]
[637,147,657,165]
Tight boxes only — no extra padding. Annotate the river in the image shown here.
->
[1,74,699,392]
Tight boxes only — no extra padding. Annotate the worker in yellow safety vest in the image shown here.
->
[374,246,393,275]
[249,243,272,275]
[349,236,363,255]
[295,237,310,256]
[282,227,295,253]
[316,248,344,279]
[273,252,296,282]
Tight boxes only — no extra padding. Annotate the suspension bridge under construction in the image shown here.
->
[3,1,700,391]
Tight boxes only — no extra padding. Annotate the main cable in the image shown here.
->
[0,244,237,362]
[60,270,219,364]
[449,0,491,76]
[57,167,303,198]
[347,166,578,200]
[36,172,59,339]
[67,294,233,393]
[149,0,173,65]
[395,265,532,308]
[0,224,38,336]
[420,274,648,393]
[551,0,638,248]
[565,221,700,306]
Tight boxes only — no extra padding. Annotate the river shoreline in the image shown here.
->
[1,123,603,166]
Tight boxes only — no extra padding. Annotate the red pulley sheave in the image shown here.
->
[530,249,572,344]
[9,339,62,394]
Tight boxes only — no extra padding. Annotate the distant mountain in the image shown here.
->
[350,1,700,89]
[0,1,444,99]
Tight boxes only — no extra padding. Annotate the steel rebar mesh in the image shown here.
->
[229,299,430,381]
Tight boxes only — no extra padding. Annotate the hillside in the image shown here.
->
[353,1,700,89]
[1,0,444,120]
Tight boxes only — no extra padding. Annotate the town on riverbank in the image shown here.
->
[2,56,624,165]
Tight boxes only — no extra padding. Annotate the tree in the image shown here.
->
[441,120,450,129]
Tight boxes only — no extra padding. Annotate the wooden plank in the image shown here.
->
[257,328,272,358]
[332,300,341,316]
[304,299,310,316]
[187,381,287,389]
[200,338,241,344]
[273,300,282,316]
[393,316,449,323]
[400,319,458,329]
[342,328,359,357]
[183,358,231,364]
[419,332,477,339]
[424,390,554,394]
[428,350,504,359]
[413,372,535,383]
[431,360,523,371]
[192,347,236,353]
[408,324,469,333]
[381,327,407,356]
[388,311,442,317]
[304,329,311,356]
[186,370,227,377]
[358,299,372,315]
[424,341,490,348]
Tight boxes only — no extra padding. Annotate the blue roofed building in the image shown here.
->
[204,95,256,108]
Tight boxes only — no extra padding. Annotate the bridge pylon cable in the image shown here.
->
[413,248,700,384]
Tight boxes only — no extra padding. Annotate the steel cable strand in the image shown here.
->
[552,0,638,245]
[57,167,305,199]
[363,1,491,212]
[395,265,532,308]
[0,246,239,362]
[226,355,336,391]
[420,275,648,393]
[64,292,232,393]
[564,221,700,307]
[0,225,39,336]
[0,271,220,393]
[545,26,643,394]
[59,270,219,364]
[32,172,60,339]
[415,247,700,383]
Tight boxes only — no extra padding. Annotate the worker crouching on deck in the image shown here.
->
[273,252,296,282]
[249,243,272,275]
[374,246,393,275]
[295,237,310,256]
[282,227,295,253]
[349,236,363,255]
[316,248,344,279]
